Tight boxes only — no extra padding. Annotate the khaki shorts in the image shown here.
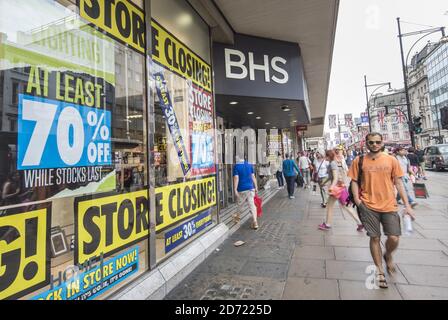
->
[358,203,401,238]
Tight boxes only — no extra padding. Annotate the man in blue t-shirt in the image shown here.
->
[233,157,259,229]
[283,153,301,199]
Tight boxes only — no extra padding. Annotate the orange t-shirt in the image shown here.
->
[348,154,404,213]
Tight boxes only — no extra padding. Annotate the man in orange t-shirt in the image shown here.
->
[348,132,415,289]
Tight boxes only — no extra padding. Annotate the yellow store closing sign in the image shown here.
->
[78,0,145,54]
[75,177,216,264]
[0,206,51,300]
[151,20,212,92]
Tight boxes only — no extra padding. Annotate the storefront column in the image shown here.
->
[144,0,157,270]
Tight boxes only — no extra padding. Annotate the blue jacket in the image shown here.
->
[282,159,300,177]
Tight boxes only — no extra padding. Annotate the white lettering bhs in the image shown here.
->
[224,48,289,84]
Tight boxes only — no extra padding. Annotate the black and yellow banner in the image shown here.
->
[78,0,145,54]
[0,206,51,300]
[151,20,212,92]
[75,176,216,264]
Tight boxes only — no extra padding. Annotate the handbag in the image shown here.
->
[254,194,263,217]
[312,160,324,183]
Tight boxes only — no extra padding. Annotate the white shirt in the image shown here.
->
[298,156,311,169]
[313,159,329,178]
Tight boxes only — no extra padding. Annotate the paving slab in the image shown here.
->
[396,284,448,300]
[334,247,373,262]
[394,250,448,266]
[414,222,448,230]
[416,229,448,240]
[195,254,248,275]
[325,260,408,284]
[391,238,448,251]
[282,277,339,300]
[238,261,289,280]
[397,264,448,287]
[292,245,335,260]
[325,235,371,248]
[166,273,285,300]
[288,259,326,279]
[297,235,325,246]
[339,280,402,300]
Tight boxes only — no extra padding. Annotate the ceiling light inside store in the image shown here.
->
[127,114,143,119]
[229,101,238,105]
[265,122,270,125]
[256,117,261,119]
[177,13,193,27]
[282,105,291,112]
[247,112,254,115]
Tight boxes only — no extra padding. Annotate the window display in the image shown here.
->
[0,0,148,300]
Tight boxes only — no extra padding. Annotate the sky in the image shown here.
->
[324,0,448,133]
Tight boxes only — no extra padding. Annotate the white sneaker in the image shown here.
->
[290,196,295,199]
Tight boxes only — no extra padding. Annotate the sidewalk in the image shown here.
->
[166,173,448,300]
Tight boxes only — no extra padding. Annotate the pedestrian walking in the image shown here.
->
[298,151,312,189]
[395,147,418,208]
[318,149,364,231]
[415,145,427,180]
[313,150,330,208]
[349,133,416,289]
[275,152,284,189]
[407,147,420,177]
[283,154,301,199]
[233,156,259,229]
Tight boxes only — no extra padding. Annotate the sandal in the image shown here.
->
[376,273,388,289]
[251,221,259,230]
[232,214,241,223]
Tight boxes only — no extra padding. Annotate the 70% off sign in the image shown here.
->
[18,95,112,169]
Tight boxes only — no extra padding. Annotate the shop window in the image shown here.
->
[0,0,148,300]
[150,15,216,262]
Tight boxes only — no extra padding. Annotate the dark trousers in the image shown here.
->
[276,171,284,187]
[284,175,296,197]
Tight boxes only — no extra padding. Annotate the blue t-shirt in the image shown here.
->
[233,162,255,192]
[282,159,300,177]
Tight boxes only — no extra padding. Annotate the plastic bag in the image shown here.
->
[254,194,263,217]
[403,213,413,235]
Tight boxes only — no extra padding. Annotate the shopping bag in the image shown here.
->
[254,194,263,217]
[413,183,428,198]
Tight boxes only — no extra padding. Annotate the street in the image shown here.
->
[166,171,448,300]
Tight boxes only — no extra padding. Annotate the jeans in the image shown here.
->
[284,175,296,197]
[276,171,284,187]
[397,176,416,204]
[318,177,329,204]
[301,168,311,186]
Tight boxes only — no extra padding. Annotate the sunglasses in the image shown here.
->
[367,141,382,145]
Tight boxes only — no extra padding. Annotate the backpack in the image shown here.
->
[348,155,364,215]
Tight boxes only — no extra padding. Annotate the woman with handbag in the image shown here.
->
[318,149,364,231]
[313,150,330,208]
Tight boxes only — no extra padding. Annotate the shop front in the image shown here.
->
[0,0,217,300]
[212,33,310,217]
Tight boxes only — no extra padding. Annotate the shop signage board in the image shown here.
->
[78,0,146,54]
[18,94,112,170]
[74,176,216,264]
[164,210,212,254]
[213,34,305,101]
[32,247,139,300]
[0,204,51,300]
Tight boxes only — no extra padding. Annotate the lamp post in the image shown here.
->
[364,75,392,132]
[396,17,445,148]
